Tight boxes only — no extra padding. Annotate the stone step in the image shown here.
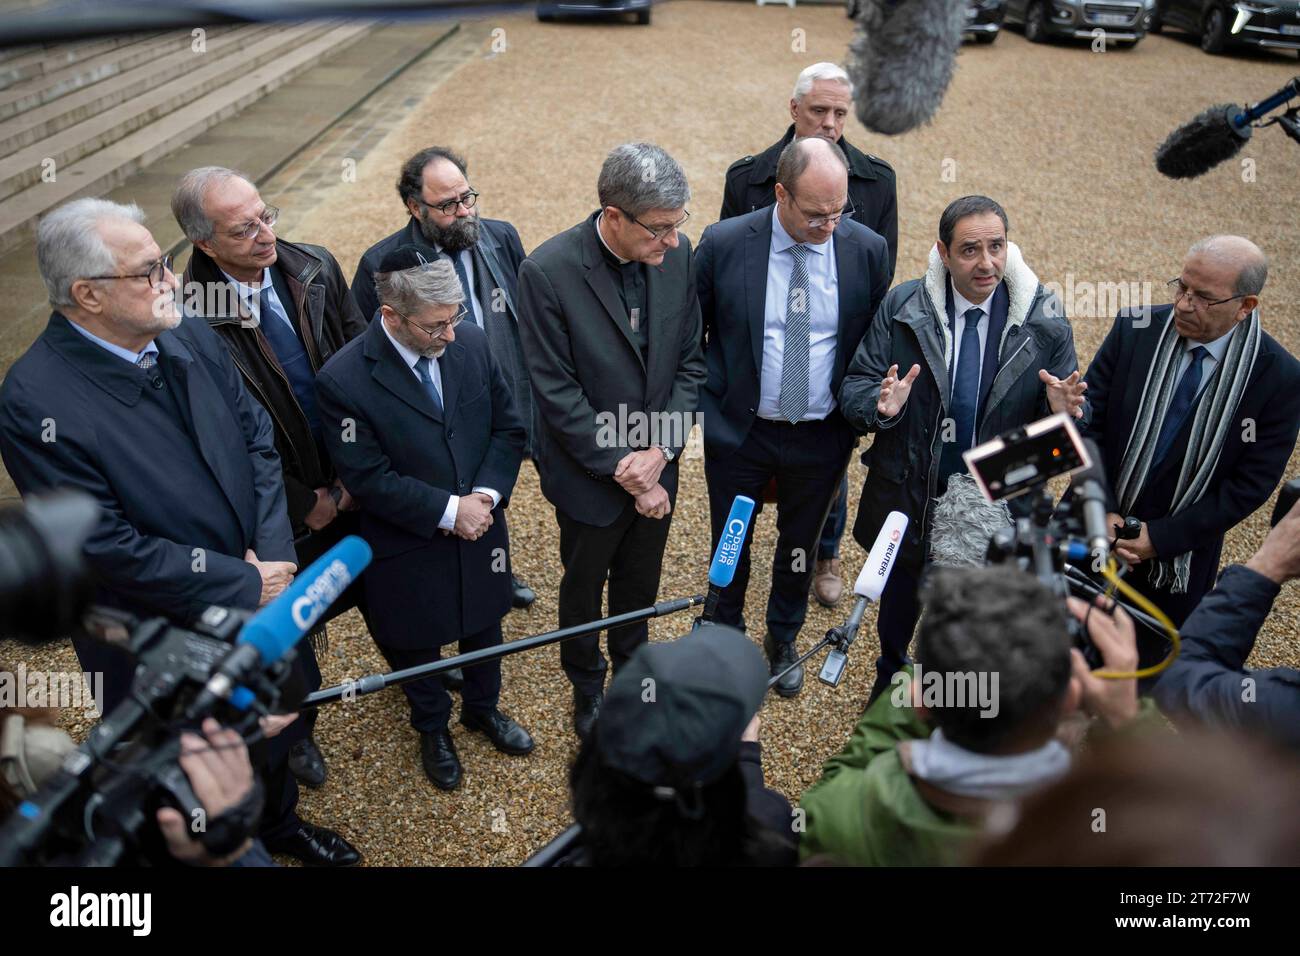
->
[0,20,376,252]
[0,20,339,201]
[0,33,156,90]
[0,26,275,154]
[0,32,183,120]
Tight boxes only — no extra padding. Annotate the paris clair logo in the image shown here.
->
[50,886,151,936]
[289,559,353,631]
[717,518,746,568]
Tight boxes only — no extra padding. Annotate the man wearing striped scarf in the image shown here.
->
[1081,236,1300,664]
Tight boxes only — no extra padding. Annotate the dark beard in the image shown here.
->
[418,211,480,254]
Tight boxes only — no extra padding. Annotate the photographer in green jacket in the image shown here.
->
[799,565,1163,866]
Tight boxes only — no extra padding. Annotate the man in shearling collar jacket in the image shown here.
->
[839,195,1089,704]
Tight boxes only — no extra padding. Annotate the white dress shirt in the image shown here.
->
[221,267,294,331]
[379,318,500,530]
[758,207,839,420]
[1177,324,1236,399]
[947,277,996,387]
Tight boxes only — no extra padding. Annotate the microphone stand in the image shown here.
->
[302,595,704,707]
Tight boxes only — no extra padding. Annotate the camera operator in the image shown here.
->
[798,566,1161,867]
[2,689,273,866]
[1152,496,1300,752]
[565,627,797,866]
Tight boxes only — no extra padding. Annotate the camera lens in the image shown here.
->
[0,492,98,644]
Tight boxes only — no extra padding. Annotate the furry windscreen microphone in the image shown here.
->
[848,0,965,135]
[929,474,1012,567]
[1154,104,1251,179]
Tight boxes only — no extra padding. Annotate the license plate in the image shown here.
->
[1095,13,1130,24]
[1281,23,1300,35]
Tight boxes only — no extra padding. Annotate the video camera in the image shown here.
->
[0,491,370,865]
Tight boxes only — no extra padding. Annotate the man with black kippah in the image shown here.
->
[317,245,532,792]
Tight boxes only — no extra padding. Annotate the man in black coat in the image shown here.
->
[172,165,368,789]
[720,62,898,610]
[1153,495,1300,753]
[0,198,359,866]
[517,142,706,740]
[838,196,1088,703]
[697,137,889,696]
[351,147,537,609]
[1079,236,1300,656]
[318,247,532,792]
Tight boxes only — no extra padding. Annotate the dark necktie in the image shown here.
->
[415,355,444,415]
[136,351,156,370]
[779,243,811,423]
[448,250,476,325]
[1153,345,1210,464]
[257,286,322,438]
[949,307,984,451]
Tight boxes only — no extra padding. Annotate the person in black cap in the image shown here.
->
[317,244,533,792]
[567,627,798,866]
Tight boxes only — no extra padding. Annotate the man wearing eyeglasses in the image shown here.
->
[720,62,898,613]
[351,146,537,612]
[517,142,706,741]
[317,247,532,791]
[172,166,367,800]
[1076,235,1300,654]
[0,197,360,867]
[696,136,889,697]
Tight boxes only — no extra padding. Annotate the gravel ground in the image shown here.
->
[4,2,1299,865]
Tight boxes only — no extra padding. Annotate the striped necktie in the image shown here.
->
[778,243,811,423]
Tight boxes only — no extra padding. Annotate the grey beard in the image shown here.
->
[418,212,480,254]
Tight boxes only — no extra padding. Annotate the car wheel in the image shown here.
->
[1201,5,1228,53]
[976,30,998,43]
[1147,0,1163,33]
[1025,1,1049,42]
[636,8,650,24]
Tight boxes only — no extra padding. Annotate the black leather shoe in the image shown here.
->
[573,688,603,741]
[420,730,463,791]
[511,574,536,609]
[265,822,361,867]
[441,667,465,692]
[460,708,535,755]
[288,735,327,789]
[764,632,803,698]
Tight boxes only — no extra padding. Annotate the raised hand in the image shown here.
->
[878,363,921,419]
[1040,368,1087,419]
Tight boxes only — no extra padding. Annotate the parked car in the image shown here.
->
[537,0,652,24]
[1152,0,1300,55]
[1004,0,1149,45]
[966,0,1009,41]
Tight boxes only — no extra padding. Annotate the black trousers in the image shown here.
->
[556,497,673,695]
[704,417,853,645]
[869,559,923,705]
[375,624,503,734]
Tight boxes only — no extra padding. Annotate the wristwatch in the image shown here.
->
[659,445,675,463]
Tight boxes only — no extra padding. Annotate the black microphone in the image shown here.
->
[1155,77,1300,179]
[847,0,965,135]
[1073,438,1111,563]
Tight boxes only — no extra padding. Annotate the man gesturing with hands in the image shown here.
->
[839,196,1087,702]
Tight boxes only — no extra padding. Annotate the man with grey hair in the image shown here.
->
[317,246,532,791]
[172,165,366,792]
[517,142,706,740]
[697,136,890,696]
[1077,235,1300,656]
[0,197,360,866]
[721,61,898,610]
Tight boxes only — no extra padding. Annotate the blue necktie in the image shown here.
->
[779,243,811,423]
[1153,345,1210,464]
[257,286,322,439]
[414,355,444,415]
[448,251,477,326]
[950,307,984,450]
